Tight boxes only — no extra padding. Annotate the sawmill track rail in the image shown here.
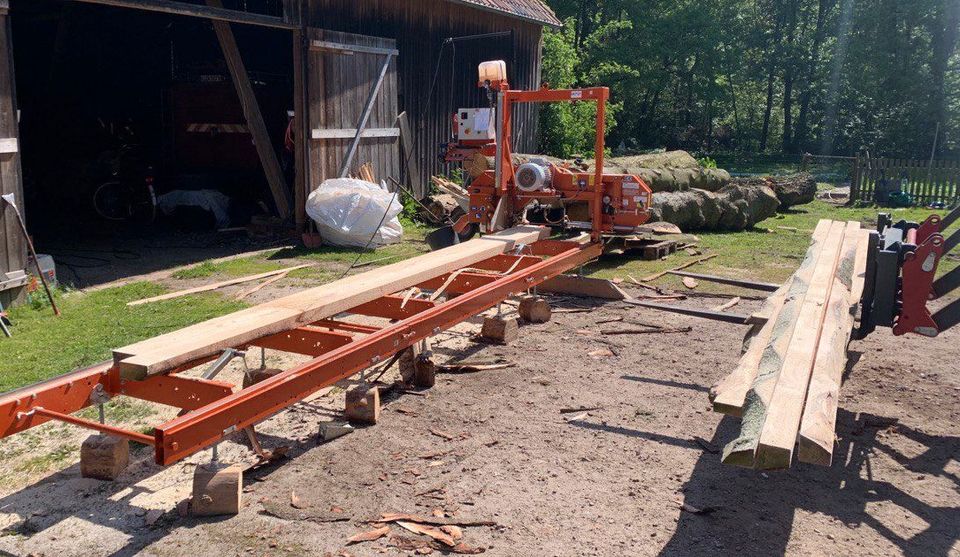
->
[0,231,600,466]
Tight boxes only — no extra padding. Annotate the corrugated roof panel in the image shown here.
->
[446,0,562,27]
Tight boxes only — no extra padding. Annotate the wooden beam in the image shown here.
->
[292,28,309,231]
[67,0,297,29]
[311,128,400,140]
[721,220,837,468]
[208,0,292,220]
[710,282,790,416]
[338,53,394,178]
[539,275,628,300]
[114,226,549,379]
[310,40,398,57]
[797,224,866,466]
[127,264,315,306]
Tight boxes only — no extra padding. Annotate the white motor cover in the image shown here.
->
[515,160,552,192]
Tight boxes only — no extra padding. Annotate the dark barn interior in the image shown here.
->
[0,0,555,297]
[13,0,294,245]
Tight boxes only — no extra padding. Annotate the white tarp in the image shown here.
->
[306,178,403,248]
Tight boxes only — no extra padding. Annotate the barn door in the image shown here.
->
[0,3,26,307]
[306,29,400,197]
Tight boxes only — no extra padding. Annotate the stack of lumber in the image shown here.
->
[710,219,870,469]
[114,226,548,381]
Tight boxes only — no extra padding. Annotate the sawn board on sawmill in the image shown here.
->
[114,226,549,380]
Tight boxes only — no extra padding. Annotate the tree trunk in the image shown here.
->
[781,0,799,153]
[794,0,832,152]
[928,0,960,154]
[760,3,785,152]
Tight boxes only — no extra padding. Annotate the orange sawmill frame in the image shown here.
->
[0,238,601,465]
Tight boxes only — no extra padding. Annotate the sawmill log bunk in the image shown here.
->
[0,227,601,465]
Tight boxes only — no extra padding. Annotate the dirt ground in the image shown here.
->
[0,289,957,557]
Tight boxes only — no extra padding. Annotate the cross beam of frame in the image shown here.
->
[64,0,298,29]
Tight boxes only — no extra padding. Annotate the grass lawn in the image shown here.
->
[585,199,959,291]
[0,283,247,392]
[1,206,954,392]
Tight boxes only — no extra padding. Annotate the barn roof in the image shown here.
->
[447,0,562,27]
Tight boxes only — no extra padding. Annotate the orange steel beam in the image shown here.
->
[249,327,355,357]
[116,374,235,411]
[24,407,156,446]
[312,320,382,334]
[0,362,113,437]
[350,295,436,320]
[154,241,602,464]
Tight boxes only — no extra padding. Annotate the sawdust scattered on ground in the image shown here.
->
[0,291,957,556]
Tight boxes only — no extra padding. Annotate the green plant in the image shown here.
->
[698,156,719,169]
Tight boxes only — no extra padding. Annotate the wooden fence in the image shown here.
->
[851,158,960,207]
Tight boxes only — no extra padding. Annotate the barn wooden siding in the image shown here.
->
[307,29,400,194]
[0,8,25,308]
[305,0,543,191]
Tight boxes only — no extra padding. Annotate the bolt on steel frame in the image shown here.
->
[0,237,601,465]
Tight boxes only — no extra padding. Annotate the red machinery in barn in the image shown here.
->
[439,60,653,245]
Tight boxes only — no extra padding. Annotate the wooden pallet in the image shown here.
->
[623,238,678,260]
[710,219,870,469]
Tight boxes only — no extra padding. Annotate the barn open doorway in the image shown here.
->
[10,0,295,286]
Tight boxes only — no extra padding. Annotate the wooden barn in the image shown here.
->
[0,0,560,306]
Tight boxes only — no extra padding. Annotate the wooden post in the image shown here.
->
[0,8,26,309]
[397,112,423,198]
[207,0,292,221]
[293,28,310,231]
[848,155,860,205]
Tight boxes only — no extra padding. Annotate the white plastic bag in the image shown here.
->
[306,178,403,248]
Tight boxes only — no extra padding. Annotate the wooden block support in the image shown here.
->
[191,464,242,516]
[399,339,435,388]
[480,316,519,344]
[80,434,129,481]
[518,296,552,324]
[345,386,380,425]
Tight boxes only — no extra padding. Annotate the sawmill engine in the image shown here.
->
[515,160,552,192]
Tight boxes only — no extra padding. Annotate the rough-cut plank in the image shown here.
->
[115,226,548,379]
[539,275,628,300]
[711,223,833,416]
[753,221,851,470]
[640,254,718,282]
[797,223,866,466]
[721,220,837,467]
[128,265,314,306]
